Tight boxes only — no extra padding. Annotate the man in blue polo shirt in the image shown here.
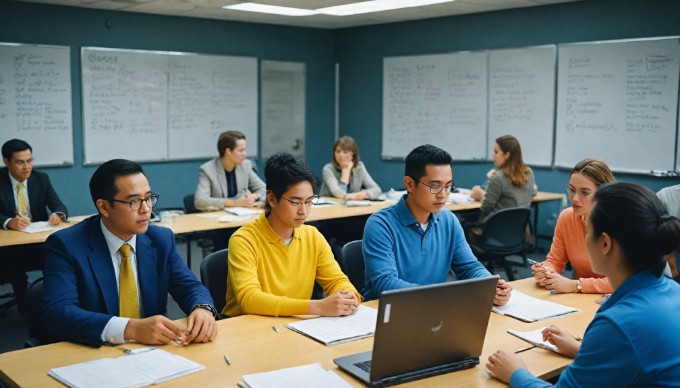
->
[362,144,512,304]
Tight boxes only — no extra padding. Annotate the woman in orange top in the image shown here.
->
[532,159,614,294]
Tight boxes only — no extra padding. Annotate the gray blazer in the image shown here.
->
[319,161,382,199]
[194,157,266,211]
[479,168,537,222]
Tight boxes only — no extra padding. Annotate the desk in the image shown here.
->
[0,278,598,387]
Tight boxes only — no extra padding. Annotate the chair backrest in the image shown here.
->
[340,240,365,292]
[184,194,199,214]
[200,248,229,316]
[27,277,44,343]
[481,207,531,255]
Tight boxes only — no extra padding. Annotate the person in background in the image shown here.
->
[224,152,361,317]
[0,139,68,315]
[657,184,680,280]
[487,182,680,386]
[361,144,511,304]
[43,159,217,346]
[532,158,614,294]
[194,130,265,211]
[467,135,536,242]
[320,136,381,200]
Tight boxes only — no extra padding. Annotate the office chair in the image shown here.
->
[199,248,229,319]
[468,207,531,281]
[340,240,365,292]
[0,285,17,318]
[24,277,44,348]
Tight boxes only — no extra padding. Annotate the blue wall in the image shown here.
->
[2,0,679,233]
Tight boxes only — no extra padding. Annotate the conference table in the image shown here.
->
[0,278,599,387]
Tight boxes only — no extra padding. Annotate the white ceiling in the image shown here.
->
[12,0,582,29]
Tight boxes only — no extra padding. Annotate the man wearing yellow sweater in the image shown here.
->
[223,152,361,317]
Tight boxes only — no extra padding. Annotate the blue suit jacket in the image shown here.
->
[42,215,214,346]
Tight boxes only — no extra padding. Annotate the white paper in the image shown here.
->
[492,290,578,322]
[242,363,351,388]
[285,305,378,346]
[224,207,263,216]
[19,221,56,234]
[507,327,559,353]
[313,199,339,207]
[344,200,371,207]
[448,192,474,203]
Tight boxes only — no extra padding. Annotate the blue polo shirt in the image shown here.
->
[361,194,491,300]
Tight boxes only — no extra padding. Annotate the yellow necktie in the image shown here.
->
[17,183,29,218]
[119,244,140,319]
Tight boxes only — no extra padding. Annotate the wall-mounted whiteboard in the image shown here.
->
[0,43,73,166]
[82,47,257,165]
[383,52,487,160]
[555,38,680,173]
[488,46,556,167]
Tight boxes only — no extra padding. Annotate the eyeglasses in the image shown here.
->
[281,195,319,207]
[565,185,592,198]
[111,194,159,210]
[417,180,455,194]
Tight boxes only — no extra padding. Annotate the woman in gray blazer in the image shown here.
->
[320,136,381,200]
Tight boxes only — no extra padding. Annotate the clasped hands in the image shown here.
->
[123,308,217,346]
[309,290,360,317]
[531,263,577,293]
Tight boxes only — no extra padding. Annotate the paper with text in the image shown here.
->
[508,327,559,353]
[285,305,378,346]
[492,290,578,322]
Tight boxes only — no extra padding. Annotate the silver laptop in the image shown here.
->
[334,276,498,387]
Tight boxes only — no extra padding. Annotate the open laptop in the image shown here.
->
[334,276,498,387]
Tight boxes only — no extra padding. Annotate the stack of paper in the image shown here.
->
[224,207,263,216]
[20,221,55,234]
[48,348,205,387]
[285,305,378,346]
[492,290,578,322]
[507,328,560,353]
[344,200,371,207]
[241,363,351,388]
[448,192,474,203]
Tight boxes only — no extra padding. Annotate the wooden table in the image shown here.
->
[0,278,599,387]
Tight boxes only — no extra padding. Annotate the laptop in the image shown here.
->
[334,276,498,387]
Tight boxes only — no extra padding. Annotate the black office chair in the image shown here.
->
[340,240,365,292]
[199,248,229,319]
[24,277,44,347]
[183,194,199,214]
[468,207,531,281]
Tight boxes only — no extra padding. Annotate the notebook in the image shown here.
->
[491,290,578,322]
[333,276,498,387]
[285,305,378,346]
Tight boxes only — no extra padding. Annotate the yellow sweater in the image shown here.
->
[223,213,360,317]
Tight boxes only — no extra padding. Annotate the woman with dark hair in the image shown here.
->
[320,136,381,200]
[533,158,615,294]
[471,135,536,221]
[487,182,680,386]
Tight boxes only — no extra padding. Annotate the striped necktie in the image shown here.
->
[118,243,140,319]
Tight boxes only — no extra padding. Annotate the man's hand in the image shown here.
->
[493,278,512,306]
[124,315,183,345]
[179,308,218,346]
[8,215,31,230]
[309,290,359,316]
[47,213,62,226]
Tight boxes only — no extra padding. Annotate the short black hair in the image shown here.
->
[2,139,32,160]
[404,144,452,183]
[264,153,316,210]
[89,159,145,211]
[591,182,680,277]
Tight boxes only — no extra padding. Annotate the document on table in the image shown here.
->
[507,328,560,353]
[448,192,474,203]
[241,363,351,388]
[492,290,578,322]
[313,198,339,206]
[343,200,371,207]
[47,348,205,387]
[224,207,263,216]
[285,305,378,346]
[19,221,55,234]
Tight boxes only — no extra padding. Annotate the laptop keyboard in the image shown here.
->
[354,360,372,373]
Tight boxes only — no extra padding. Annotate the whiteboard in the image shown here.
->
[555,38,680,173]
[488,46,556,167]
[0,43,73,166]
[383,52,487,160]
[81,47,257,164]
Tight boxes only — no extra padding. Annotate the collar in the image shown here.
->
[255,212,302,244]
[100,219,137,257]
[393,194,439,227]
[8,171,27,191]
[599,270,661,312]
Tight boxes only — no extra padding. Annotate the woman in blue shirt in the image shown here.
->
[487,182,680,387]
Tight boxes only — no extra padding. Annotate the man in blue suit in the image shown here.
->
[43,159,218,347]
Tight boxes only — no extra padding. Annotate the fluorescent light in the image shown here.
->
[317,0,454,16]
[222,3,316,16]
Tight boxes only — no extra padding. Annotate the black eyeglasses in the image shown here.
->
[111,194,159,210]
[280,195,319,207]
[417,180,455,194]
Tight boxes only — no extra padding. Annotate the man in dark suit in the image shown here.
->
[42,159,218,346]
[0,139,68,315]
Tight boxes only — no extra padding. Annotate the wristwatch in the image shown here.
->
[576,279,583,293]
[192,304,218,319]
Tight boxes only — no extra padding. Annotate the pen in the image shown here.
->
[123,347,157,355]
[527,258,542,266]
[271,325,279,333]
[514,345,535,354]
[224,354,232,365]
